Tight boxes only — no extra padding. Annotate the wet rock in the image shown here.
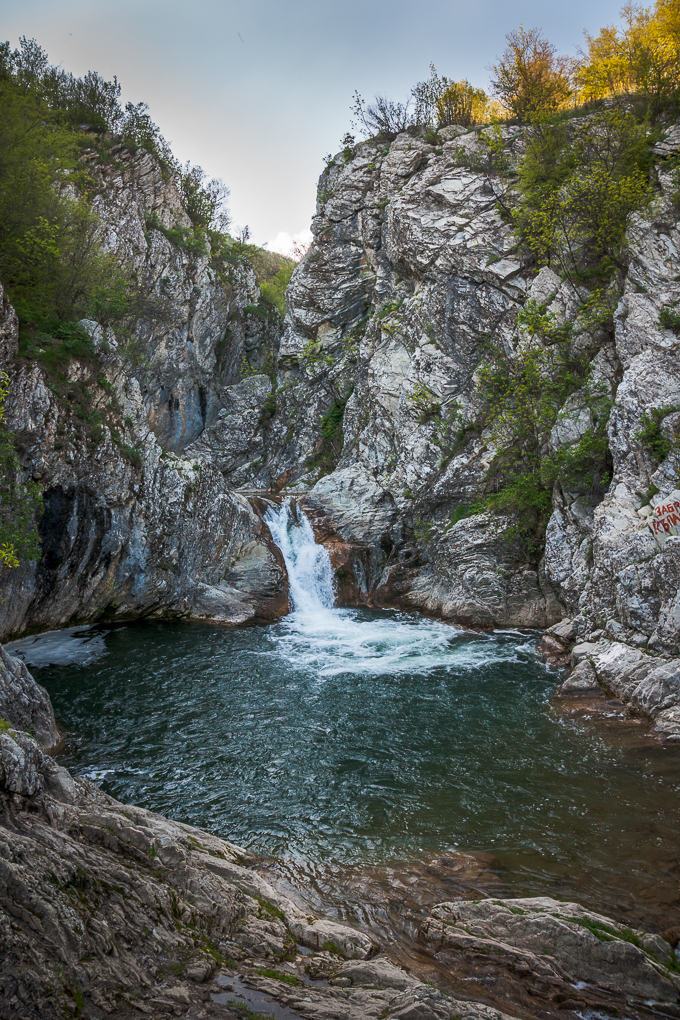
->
[558,659,601,695]
[421,896,680,1012]
[0,643,59,747]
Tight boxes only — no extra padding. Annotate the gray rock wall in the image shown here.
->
[0,147,287,640]
[214,123,680,653]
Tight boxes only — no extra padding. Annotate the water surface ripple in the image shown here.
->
[21,501,680,933]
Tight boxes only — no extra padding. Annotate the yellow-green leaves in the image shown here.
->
[515,111,650,279]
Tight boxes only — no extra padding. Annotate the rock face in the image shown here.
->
[0,147,287,640]
[543,167,680,655]
[217,128,555,627]
[421,897,680,1018]
[3,121,680,725]
[0,644,59,749]
[210,122,680,711]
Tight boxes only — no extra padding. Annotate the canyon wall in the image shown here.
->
[211,123,680,656]
[3,123,680,726]
[0,150,286,640]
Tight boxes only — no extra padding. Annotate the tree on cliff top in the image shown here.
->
[411,65,492,127]
[578,0,680,112]
[490,26,574,122]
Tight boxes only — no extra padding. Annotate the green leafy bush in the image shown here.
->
[515,111,651,279]
[0,372,42,568]
[634,405,680,461]
[459,304,612,558]
[320,399,346,442]
[658,306,680,334]
[259,262,295,316]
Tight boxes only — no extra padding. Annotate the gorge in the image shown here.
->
[3,20,680,1020]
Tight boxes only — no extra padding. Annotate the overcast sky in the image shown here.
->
[4,0,624,254]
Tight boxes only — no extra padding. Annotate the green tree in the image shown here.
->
[490,26,574,122]
[515,110,650,279]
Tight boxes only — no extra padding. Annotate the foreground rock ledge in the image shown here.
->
[0,729,515,1019]
[2,645,679,1020]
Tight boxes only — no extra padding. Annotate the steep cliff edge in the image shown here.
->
[193,119,680,727]
[0,149,287,640]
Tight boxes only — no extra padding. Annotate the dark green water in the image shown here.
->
[25,613,680,932]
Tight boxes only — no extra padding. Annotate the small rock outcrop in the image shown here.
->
[421,897,680,1018]
[0,643,59,748]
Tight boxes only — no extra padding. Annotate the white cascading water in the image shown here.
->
[264,500,336,615]
[264,500,526,677]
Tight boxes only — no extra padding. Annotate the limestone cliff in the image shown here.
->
[0,150,286,640]
[3,119,680,735]
[189,121,680,727]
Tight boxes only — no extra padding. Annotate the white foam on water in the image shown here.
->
[264,500,532,677]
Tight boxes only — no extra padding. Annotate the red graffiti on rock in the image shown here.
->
[651,498,680,535]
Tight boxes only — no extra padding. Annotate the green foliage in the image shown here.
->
[210,236,294,317]
[634,405,680,461]
[448,505,474,528]
[341,132,356,162]
[490,26,573,122]
[659,305,680,334]
[560,914,641,946]
[118,442,143,469]
[407,382,441,423]
[0,36,238,347]
[0,49,140,324]
[301,337,333,367]
[253,967,300,986]
[306,394,350,478]
[258,393,277,428]
[460,304,612,558]
[377,299,402,319]
[144,212,207,256]
[259,261,295,316]
[19,318,96,368]
[178,163,230,231]
[255,896,285,921]
[224,1002,275,1020]
[515,111,651,279]
[320,399,346,442]
[0,371,42,569]
[412,64,490,127]
[322,940,343,955]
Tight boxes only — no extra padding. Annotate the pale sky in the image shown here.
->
[4,0,624,254]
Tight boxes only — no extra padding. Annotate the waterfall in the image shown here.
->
[264,500,336,615]
[262,498,493,677]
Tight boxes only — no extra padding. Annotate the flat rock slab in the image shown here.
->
[421,896,679,1016]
